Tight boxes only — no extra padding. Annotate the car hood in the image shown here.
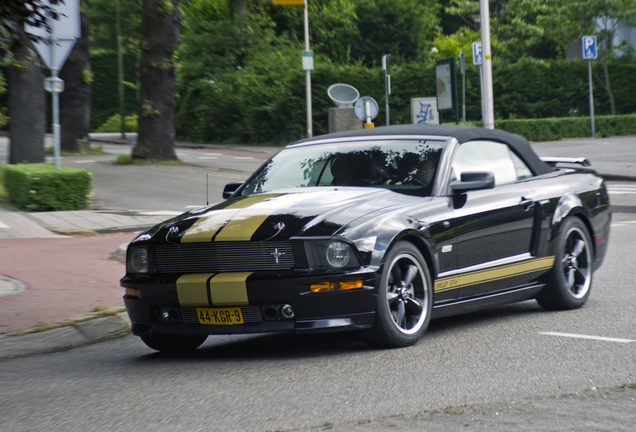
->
[141,188,416,244]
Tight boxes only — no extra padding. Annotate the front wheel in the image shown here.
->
[537,217,593,310]
[361,242,433,348]
[140,334,208,352]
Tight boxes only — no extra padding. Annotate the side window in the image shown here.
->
[510,150,533,180]
[452,141,531,186]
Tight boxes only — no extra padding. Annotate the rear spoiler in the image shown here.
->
[541,157,591,167]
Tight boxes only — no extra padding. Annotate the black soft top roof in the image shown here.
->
[295,124,553,176]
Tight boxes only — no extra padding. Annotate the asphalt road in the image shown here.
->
[1,212,634,431]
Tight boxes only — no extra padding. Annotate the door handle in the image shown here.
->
[519,197,534,209]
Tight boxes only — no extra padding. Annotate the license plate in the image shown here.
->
[196,307,244,325]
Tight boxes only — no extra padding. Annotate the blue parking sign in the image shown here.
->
[582,36,597,60]
[472,42,482,65]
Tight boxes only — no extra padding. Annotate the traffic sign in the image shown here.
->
[25,0,80,71]
[472,42,482,65]
[582,36,597,60]
[44,77,64,93]
[302,50,314,70]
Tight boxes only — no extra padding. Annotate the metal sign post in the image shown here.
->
[459,51,465,122]
[382,54,391,125]
[582,35,598,138]
[273,0,312,137]
[26,0,80,169]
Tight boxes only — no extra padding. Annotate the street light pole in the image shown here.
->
[479,0,494,129]
[304,0,312,138]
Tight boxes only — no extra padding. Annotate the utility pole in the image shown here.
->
[479,0,494,129]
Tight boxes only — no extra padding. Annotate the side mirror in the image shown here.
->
[223,182,243,199]
[450,171,495,193]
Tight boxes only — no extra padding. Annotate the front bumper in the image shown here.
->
[122,270,378,337]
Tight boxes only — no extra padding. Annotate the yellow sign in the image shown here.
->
[273,0,304,4]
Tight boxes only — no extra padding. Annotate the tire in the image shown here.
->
[140,334,208,352]
[537,217,593,310]
[362,241,433,348]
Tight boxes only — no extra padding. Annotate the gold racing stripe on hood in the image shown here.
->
[181,194,282,243]
[434,256,555,293]
[176,272,252,306]
[176,273,215,306]
[208,272,252,306]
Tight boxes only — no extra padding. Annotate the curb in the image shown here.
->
[0,306,131,361]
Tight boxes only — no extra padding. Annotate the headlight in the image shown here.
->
[127,247,149,273]
[304,240,360,270]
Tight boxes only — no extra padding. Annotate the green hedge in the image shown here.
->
[174,58,636,145]
[496,114,636,141]
[4,163,93,211]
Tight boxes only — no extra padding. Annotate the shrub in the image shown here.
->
[96,114,138,133]
[4,164,93,211]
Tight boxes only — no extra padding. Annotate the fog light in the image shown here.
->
[280,304,295,319]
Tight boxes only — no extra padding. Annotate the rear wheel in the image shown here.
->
[362,242,433,348]
[537,217,593,310]
[140,334,208,352]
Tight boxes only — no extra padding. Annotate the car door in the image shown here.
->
[435,140,542,301]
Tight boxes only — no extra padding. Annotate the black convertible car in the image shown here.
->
[121,125,611,351]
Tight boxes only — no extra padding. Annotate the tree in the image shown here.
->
[539,0,636,115]
[60,6,91,152]
[8,30,46,164]
[132,0,181,160]
[1,0,66,54]
[340,0,441,66]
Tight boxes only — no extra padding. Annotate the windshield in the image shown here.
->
[239,139,445,197]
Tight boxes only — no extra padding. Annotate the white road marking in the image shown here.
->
[540,332,635,343]
[0,219,10,229]
[607,185,636,195]
[203,153,222,156]
[233,156,254,160]
[137,211,182,216]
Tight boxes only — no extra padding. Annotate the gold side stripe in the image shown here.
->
[181,194,282,243]
[176,272,252,307]
[434,256,555,293]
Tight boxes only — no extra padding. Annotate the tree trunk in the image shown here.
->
[8,35,46,164]
[133,0,181,160]
[60,8,92,152]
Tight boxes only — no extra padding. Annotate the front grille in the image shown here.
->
[154,241,295,273]
[181,306,263,324]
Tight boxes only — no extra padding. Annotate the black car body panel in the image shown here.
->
[121,125,610,347]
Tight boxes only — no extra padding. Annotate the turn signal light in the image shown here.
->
[125,288,141,298]
[310,280,363,292]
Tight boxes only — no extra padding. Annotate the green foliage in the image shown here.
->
[96,114,138,133]
[175,56,636,145]
[0,70,7,130]
[496,114,636,141]
[90,52,138,130]
[88,0,142,54]
[115,154,134,164]
[4,164,93,211]
[340,0,441,66]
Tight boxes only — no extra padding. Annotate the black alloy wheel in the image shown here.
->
[362,241,433,348]
[538,217,593,310]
